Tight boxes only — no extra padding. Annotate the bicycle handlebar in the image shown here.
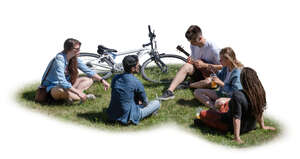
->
[148,25,151,35]
[142,25,156,49]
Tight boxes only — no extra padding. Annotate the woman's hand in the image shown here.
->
[262,126,276,130]
[78,92,87,101]
[212,76,224,87]
[234,137,244,144]
[102,80,110,91]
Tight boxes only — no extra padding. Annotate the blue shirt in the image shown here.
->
[107,73,148,125]
[217,67,243,97]
[41,52,96,92]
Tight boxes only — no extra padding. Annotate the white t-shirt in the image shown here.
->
[190,40,220,65]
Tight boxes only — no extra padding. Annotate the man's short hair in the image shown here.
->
[185,25,202,41]
[123,55,139,73]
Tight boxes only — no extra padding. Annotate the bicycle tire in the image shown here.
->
[141,54,187,83]
[78,52,113,80]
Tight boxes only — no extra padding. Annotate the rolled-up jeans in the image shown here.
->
[139,100,161,120]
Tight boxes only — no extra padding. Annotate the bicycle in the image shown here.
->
[78,25,187,84]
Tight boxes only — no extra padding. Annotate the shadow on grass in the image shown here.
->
[77,108,120,126]
[176,98,200,107]
[20,89,102,107]
[190,119,232,140]
[143,82,170,90]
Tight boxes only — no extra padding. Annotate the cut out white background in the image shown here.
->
[0,0,299,158]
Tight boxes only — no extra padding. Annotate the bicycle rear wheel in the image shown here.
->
[78,52,113,79]
[141,54,187,83]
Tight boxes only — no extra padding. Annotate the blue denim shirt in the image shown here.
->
[107,73,148,125]
[41,52,95,92]
[217,67,243,97]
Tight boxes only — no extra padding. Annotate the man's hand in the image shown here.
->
[193,59,207,69]
[187,57,193,64]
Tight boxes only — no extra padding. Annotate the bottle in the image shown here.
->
[210,73,218,89]
[196,107,203,119]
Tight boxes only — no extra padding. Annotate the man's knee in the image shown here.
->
[182,63,194,74]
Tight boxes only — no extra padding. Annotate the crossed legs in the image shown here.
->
[50,77,94,101]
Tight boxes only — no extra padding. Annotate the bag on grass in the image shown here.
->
[34,59,54,103]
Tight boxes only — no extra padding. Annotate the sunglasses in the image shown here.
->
[72,47,80,51]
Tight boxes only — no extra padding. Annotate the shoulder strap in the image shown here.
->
[41,58,55,85]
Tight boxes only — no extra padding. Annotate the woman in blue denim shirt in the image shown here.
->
[41,38,110,102]
[194,47,243,109]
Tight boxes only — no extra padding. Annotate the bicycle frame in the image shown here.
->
[82,25,172,74]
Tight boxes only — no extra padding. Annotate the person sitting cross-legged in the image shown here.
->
[41,38,110,103]
[107,55,161,125]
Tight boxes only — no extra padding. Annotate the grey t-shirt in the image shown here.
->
[190,40,220,65]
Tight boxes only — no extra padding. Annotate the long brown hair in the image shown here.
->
[63,38,81,85]
[240,67,266,120]
[219,47,243,69]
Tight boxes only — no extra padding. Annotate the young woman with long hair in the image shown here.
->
[196,67,276,144]
[194,47,243,109]
[40,38,110,103]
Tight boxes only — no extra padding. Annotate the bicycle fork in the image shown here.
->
[153,54,168,73]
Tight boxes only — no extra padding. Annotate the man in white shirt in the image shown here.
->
[159,25,222,100]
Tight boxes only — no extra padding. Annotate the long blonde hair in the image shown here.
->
[220,47,243,68]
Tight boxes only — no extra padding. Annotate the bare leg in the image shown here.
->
[50,87,80,101]
[73,77,94,92]
[194,89,218,108]
[168,63,195,92]
[190,77,212,89]
[50,77,93,101]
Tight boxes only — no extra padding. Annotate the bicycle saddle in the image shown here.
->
[97,45,118,54]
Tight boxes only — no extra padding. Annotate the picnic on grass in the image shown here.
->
[32,25,276,145]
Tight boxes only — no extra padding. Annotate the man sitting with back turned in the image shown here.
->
[107,55,161,125]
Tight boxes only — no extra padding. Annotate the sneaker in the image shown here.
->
[158,90,175,100]
[176,81,190,90]
[86,94,96,100]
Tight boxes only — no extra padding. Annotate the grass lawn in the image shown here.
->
[17,73,280,148]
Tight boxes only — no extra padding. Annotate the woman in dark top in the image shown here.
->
[196,67,275,144]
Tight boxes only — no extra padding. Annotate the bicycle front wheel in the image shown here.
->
[141,54,187,83]
[78,52,113,79]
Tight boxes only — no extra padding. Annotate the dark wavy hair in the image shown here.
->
[63,38,81,85]
[185,25,202,41]
[240,67,266,120]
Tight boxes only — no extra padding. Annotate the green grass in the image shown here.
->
[16,73,280,148]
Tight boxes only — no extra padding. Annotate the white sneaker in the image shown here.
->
[86,94,96,100]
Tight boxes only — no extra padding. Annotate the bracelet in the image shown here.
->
[100,78,104,83]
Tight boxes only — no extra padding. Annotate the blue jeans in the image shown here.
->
[139,100,161,120]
